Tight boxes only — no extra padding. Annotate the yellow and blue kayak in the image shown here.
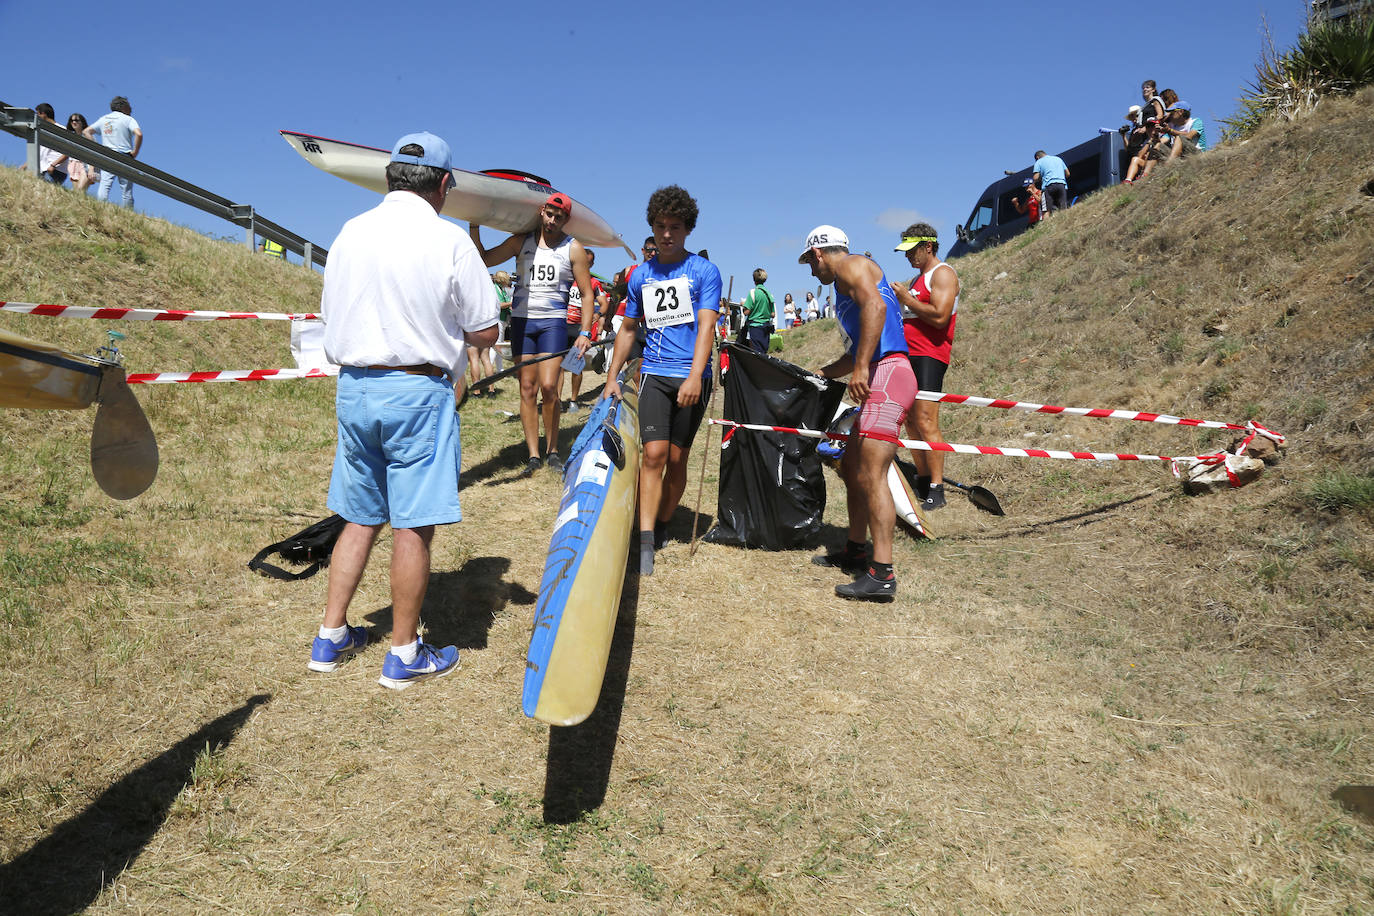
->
[0,328,103,410]
[523,363,641,726]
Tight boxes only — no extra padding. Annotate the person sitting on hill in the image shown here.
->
[1126,80,1168,157]
[1163,101,1207,159]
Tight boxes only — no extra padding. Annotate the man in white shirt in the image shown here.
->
[312,131,500,690]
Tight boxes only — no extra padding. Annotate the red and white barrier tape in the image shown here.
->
[918,390,1285,446]
[126,367,338,384]
[1,301,317,321]
[708,419,1216,464]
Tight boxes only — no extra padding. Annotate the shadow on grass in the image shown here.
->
[541,551,640,825]
[364,556,534,651]
[965,492,1156,540]
[0,693,271,915]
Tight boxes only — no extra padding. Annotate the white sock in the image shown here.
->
[391,639,419,664]
[319,624,348,643]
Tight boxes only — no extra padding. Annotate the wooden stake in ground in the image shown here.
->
[689,338,721,557]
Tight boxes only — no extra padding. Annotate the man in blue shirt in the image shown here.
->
[1032,150,1070,216]
[603,185,721,575]
[802,225,918,602]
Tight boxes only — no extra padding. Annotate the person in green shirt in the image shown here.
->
[740,267,775,353]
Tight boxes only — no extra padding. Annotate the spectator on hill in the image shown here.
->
[783,295,797,329]
[83,96,142,208]
[34,104,68,185]
[314,131,499,690]
[1164,101,1207,159]
[1124,89,1180,184]
[806,295,820,323]
[1127,80,1168,155]
[1010,178,1042,226]
[64,113,99,193]
[740,267,775,352]
[258,238,286,259]
[492,269,512,338]
[1032,150,1070,215]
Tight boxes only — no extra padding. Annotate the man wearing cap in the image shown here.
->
[313,132,500,690]
[1163,101,1207,160]
[1010,179,1041,226]
[802,225,917,602]
[471,193,596,474]
[1032,150,1071,216]
[892,223,960,511]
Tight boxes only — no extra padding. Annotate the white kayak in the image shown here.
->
[281,130,633,255]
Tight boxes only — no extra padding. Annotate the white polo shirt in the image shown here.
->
[322,192,499,374]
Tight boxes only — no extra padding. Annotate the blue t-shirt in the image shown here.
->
[1033,155,1068,187]
[626,253,722,379]
[834,260,907,363]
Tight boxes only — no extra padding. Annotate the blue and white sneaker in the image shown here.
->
[377,641,460,691]
[308,624,370,673]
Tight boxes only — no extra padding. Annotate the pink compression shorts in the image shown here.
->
[857,352,918,440]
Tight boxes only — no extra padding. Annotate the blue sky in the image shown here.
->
[3,0,1307,305]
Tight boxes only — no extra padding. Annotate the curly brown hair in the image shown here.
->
[646,185,699,232]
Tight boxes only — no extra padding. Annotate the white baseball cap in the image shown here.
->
[798,225,849,263]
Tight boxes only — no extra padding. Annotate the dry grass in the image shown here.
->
[2,91,1373,915]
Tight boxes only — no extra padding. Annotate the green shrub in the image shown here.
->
[1223,12,1374,141]
[1304,470,1374,511]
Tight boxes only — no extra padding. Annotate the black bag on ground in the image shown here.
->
[704,346,846,550]
[249,514,346,581]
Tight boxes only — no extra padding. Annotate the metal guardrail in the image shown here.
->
[0,103,328,269]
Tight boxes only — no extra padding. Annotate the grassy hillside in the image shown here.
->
[1,90,1372,915]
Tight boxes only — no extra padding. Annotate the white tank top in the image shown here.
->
[512,234,572,320]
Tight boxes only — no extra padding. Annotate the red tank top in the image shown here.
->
[902,263,957,365]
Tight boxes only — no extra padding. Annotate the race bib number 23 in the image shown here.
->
[642,276,693,331]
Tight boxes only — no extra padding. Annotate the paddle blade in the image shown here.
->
[90,367,158,499]
[966,484,1005,516]
[1333,785,1374,824]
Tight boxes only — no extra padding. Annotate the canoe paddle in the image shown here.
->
[943,478,1005,516]
[895,458,1004,516]
[456,339,609,410]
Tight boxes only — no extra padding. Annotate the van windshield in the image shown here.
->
[966,199,994,233]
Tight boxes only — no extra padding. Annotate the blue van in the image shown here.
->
[947,130,1130,259]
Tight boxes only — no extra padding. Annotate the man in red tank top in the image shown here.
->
[892,223,959,510]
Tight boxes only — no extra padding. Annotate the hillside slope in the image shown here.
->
[1,92,1372,914]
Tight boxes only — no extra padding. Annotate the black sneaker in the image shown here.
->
[811,547,868,576]
[522,456,543,476]
[546,452,565,472]
[922,484,946,511]
[836,570,896,602]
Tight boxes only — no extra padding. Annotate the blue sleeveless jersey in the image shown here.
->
[834,260,908,362]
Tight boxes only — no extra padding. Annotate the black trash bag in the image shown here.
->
[704,345,846,549]
[249,514,346,581]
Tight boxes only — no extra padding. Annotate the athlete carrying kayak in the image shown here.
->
[602,185,721,575]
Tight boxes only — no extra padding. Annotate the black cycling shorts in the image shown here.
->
[908,355,948,393]
[639,373,712,447]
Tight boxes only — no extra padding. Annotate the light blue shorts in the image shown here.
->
[327,368,462,528]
